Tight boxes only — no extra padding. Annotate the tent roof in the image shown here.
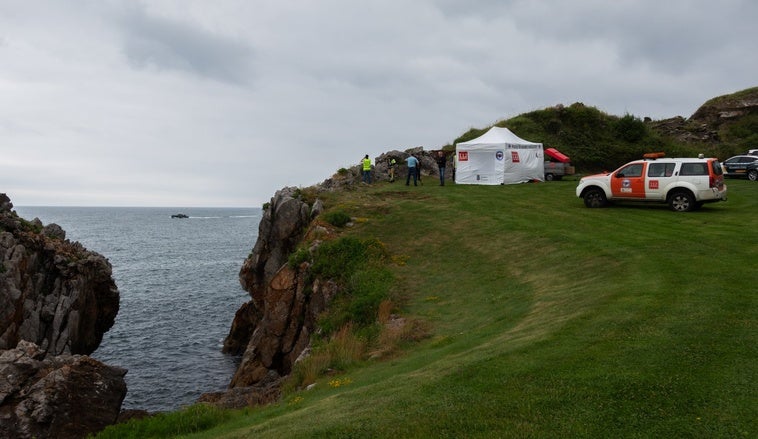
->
[457,126,541,146]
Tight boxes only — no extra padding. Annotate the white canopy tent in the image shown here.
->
[455,127,544,185]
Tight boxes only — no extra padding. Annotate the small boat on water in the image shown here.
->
[171,213,189,219]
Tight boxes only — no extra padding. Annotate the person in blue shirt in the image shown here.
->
[405,155,419,186]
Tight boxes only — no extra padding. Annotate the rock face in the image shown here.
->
[218,187,341,403]
[1,193,125,438]
[648,86,758,144]
[0,340,127,439]
[0,193,120,356]
[214,149,446,408]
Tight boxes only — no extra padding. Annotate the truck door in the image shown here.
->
[611,163,646,198]
[644,161,677,200]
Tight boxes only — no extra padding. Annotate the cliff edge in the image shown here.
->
[0,194,119,355]
[0,193,126,439]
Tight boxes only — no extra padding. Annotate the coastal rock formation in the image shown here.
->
[0,340,126,439]
[0,193,120,356]
[648,86,758,144]
[215,150,443,408]
[1,194,125,437]
[218,187,341,403]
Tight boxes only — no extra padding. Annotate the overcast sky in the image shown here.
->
[2,0,756,207]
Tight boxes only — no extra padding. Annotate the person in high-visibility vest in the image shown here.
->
[388,158,397,182]
[362,154,372,184]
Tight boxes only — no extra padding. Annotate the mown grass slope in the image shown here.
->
[100,179,756,438]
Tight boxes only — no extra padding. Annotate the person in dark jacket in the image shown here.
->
[435,151,447,186]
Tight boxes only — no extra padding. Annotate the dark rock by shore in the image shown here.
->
[0,194,120,356]
[0,341,127,439]
[1,193,125,438]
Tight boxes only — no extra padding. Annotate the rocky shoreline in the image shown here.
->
[1,193,124,439]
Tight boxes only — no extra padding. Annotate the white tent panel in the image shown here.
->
[455,149,505,185]
[455,127,544,185]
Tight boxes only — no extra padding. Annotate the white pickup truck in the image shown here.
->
[575,154,728,212]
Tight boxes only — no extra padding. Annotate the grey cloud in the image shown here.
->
[117,6,254,84]
[431,0,758,75]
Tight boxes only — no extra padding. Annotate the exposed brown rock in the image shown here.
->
[0,194,120,356]
[0,340,127,439]
[215,187,347,407]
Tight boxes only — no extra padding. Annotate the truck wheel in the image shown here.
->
[748,169,758,181]
[545,173,554,181]
[583,188,607,208]
[668,190,695,212]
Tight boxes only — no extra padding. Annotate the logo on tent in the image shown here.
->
[511,151,520,163]
[495,151,504,161]
[458,151,469,161]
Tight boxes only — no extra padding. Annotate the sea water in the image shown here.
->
[12,206,261,412]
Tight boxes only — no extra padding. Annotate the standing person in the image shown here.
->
[361,154,372,184]
[388,157,397,182]
[414,155,422,185]
[405,154,419,186]
[436,150,447,186]
[451,152,456,182]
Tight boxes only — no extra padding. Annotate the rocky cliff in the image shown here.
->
[200,187,336,407]
[205,150,446,408]
[0,193,125,438]
[0,194,119,355]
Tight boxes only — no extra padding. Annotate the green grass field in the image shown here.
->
[98,179,757,438]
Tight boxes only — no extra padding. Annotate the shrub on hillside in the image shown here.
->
[323,210,351,227]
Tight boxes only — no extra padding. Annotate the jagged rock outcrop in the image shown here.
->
[0,193,119,356]
[0,340,126,439]
[215,187,341,407]
[1,194,125,437]
[648,86,758,144]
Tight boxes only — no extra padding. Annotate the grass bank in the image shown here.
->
[98,179,756,438]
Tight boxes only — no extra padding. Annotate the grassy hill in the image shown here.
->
[444,87,758,172]
[99,179,756,438]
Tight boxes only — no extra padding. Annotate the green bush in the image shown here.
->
[288,246,311,268]
[310,237,392,337]
[310,237,369,281]
[323,210,352,227]
[615,114,647,142]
